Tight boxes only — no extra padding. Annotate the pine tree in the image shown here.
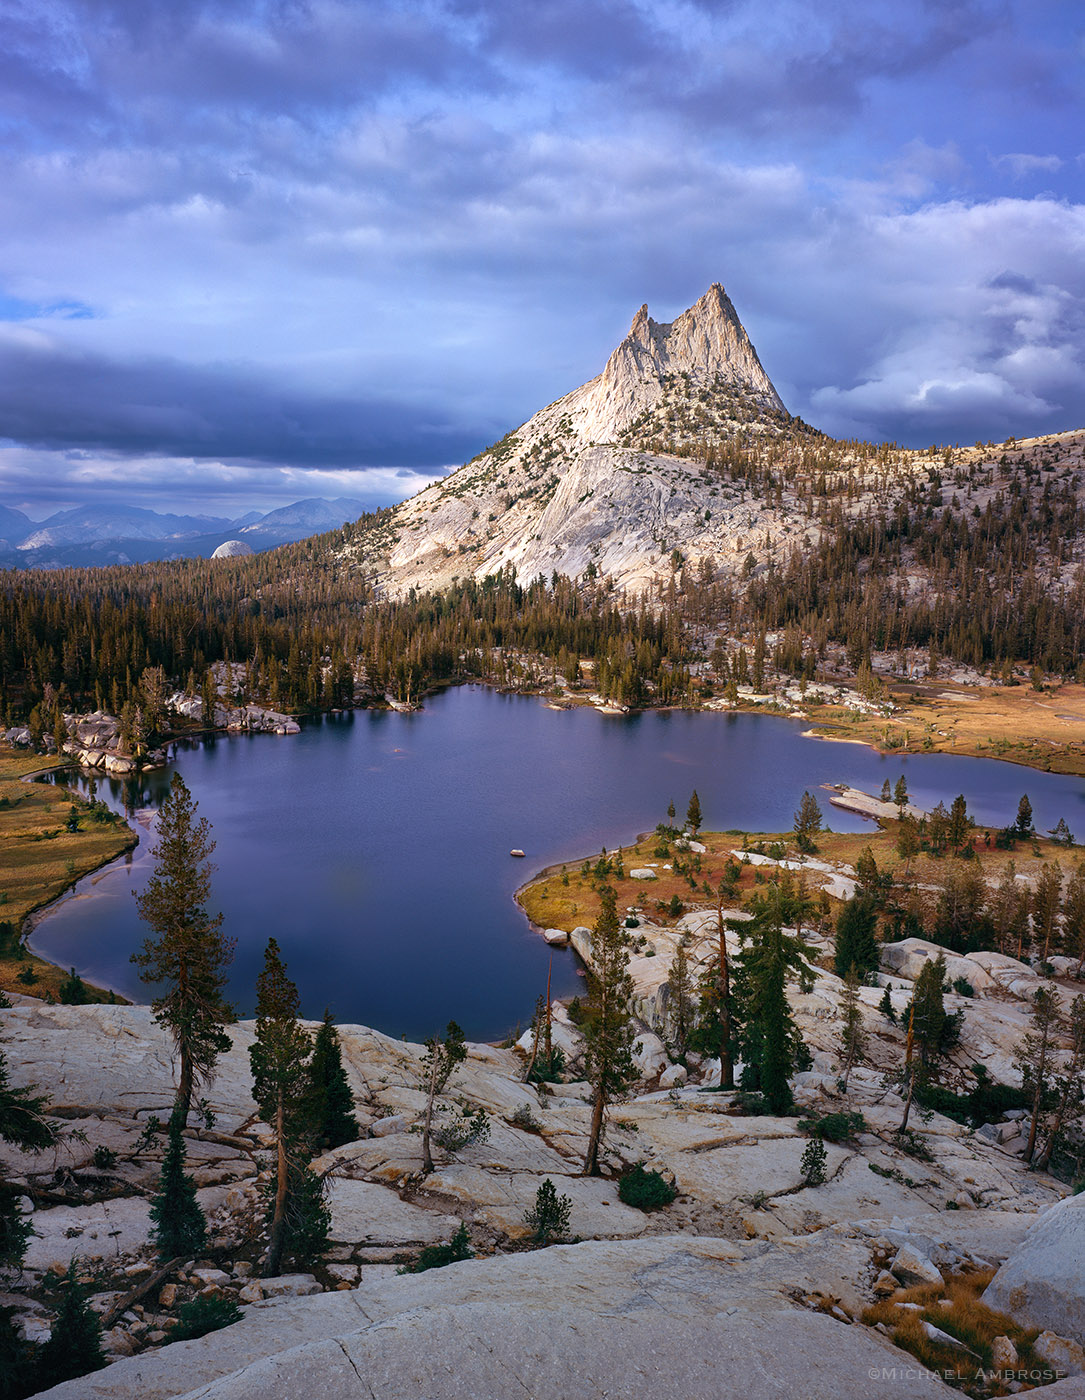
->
[1016,985,1062,1163]
[838,965,867,1092]
[1034,993,1085,1171]
[1031,861,1063,963]
[947,794,972,853]
[149,1119,207,1262]
[35,1261,105,1391]
[909,953,959,1075]
[685,789,702,834]
[523,1177,572,1245]
[690,880,736,1086]
[420,1020,468,1175]
[893,774,909,818]
[1064,861,1085,977]
[896,954,961,1134]
[1,1014,56,1270]
[990,861,1031,959]
[833,896,879,980]
[307,1011,359,1152]
[58,968,89,1005]
[800,1137,827,1186]
[793,790,823,853]
[1048,817,1075,847]
[248,938,322,1276]
[1016,793,1034,837]
[0,1303,37,1400]
[734,887,814,1114]
[583,886,636,1174]
[878,984,896,1023]
[664,937,695,1060]
[132,775,235,1129]
[854,847,883,903]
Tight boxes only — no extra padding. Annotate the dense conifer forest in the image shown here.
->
[2,432,1085,726]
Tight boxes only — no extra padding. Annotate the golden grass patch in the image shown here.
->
[0,745,135,1002]
[862,1269,1059,1397]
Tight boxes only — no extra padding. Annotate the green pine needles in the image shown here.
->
[36,1261,105,1392]
[307,1010,359,1152]
[523,1178,572,1245]
[149,1119,207,1262]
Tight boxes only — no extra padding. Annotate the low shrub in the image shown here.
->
[797,1110,866,1142]
[171,1296,242,1342]
[618,1163,678,1211]
[731,1091,772,1116]
[399,1223,473,1274]
[510,1103,542,1134]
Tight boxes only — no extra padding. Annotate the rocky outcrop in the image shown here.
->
[166,693,300,735]
[1,985,1069,1396]
[984,1194,1085,1344]
[39,1233,959,1400]
[210,540,255,559]
[347,284,803,596]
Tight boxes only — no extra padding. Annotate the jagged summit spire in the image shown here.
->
[572,283,784,443]
[369,278,791,597]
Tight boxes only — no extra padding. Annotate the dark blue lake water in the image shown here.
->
[32,686,1085,1041]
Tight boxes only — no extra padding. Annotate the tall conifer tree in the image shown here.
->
[132,775,235,1129]
[583,886,635,1174]
[307,1010,359,1152]
[149,1119,207,1261]
[35,1262,105,1391]
[249,939,327,1276]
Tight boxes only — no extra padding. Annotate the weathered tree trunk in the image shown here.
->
[898,1004,916,1134]
[421,1052,439,1175]
[717,897,734,1090]
[584,1089,606,1176]
[841,1046,854,1094]
[173,1049,194,1132]
[265,1094,288,1276]
[1035,1082,1071,1171]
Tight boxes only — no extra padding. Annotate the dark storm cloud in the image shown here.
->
[0,331,482,468]
[2,0,489,149]
[0,0,1082,511]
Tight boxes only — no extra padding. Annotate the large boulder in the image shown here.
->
[984,1194,1085,1344]
[879,939,994,993]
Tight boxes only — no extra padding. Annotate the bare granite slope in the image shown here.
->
[350,284,801,596]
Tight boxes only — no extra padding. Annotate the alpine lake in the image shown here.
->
[32,685,1085,1042]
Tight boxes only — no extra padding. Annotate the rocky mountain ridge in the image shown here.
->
[0,497,372,568]
[341,285,1085,605]
[344,284,809,596]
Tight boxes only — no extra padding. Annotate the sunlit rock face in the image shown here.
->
[346,284,800,597]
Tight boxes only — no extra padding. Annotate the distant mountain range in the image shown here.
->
[0,496,372,568]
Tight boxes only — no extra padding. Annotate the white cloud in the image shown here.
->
[993,152,1065,178]
[0,443,448,517]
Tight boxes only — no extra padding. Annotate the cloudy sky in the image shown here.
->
[1,0,1082,517]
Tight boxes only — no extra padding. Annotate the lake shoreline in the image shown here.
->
[19,690,1085,1039]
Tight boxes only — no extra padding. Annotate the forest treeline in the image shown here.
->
[2,434,1084,723]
